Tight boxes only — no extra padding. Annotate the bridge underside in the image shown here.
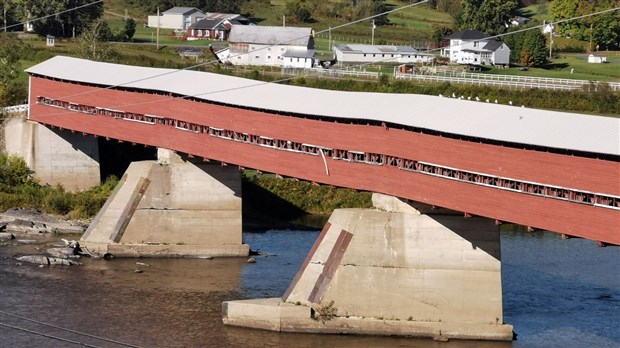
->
[224,194,514,341]
[27,76,620,245]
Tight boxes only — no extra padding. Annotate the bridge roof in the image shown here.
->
[27,56,619,156]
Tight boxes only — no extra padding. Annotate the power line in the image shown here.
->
[427,6,620,54]
[51,0,431,103]
[0,310,141,348]
[0,322,102,348]
[1,0,104,31]
[30,3,618,119]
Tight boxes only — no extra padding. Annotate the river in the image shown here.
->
[0,227,618,348]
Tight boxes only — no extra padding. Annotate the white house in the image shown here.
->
[441,29,511,67]
[147,7,205,30]
[220,26,315,67]
[333,44,435,65]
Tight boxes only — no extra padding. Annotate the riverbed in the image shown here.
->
[0,228,618,347]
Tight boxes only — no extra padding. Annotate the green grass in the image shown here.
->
[484,53,620,81]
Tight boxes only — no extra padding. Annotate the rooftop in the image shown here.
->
[26,56,619,156]
[334,44,432,55]
[162,7,203,15]
[228,26,312,47]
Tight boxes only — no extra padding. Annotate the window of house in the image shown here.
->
[255,55,259,58]
[474,41,479,47]
[363,54,366,57]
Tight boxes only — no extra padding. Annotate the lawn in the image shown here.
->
[484,53,620,82]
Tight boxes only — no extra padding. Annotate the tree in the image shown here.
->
[78,19,116,61]
[284,0,312,23]
[13,0,103,38]
[431,25,453,45]
[123,18,136,41]
[0,33,19,88]
[457,0,518,35]
[519,30,547,67]
[549,0,580,37]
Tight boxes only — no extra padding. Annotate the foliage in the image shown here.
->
[0,154,35,189]
[243,172,373,214]
[122,18,136,41]
[431,24,453,44]
[457,0,519,35]
[284,0,312,24]
[550,0,620,50]
[0,33,19,87]
[430,0,463,16]
[78,19,117,61]
[305,0,389,25]
[11,0,103,38]
[519,29,547,67]
[123,0,247,14]
[0,155,118,219]
[312,300,338,324]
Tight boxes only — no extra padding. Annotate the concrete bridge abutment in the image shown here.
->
[223,194,513,341]
[81,149,248,257]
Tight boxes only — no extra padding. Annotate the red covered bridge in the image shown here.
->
[26,56,620,245]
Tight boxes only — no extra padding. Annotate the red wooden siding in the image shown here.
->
[29,77,620,244]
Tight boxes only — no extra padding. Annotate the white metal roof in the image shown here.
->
[228,25,312,47]
[26,56,620,156]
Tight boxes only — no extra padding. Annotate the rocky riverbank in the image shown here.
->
[0,208,88,266]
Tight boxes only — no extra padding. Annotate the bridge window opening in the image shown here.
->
[35,94,619,212]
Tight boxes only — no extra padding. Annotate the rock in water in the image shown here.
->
[15,255,50,265]
[15,255,80,266]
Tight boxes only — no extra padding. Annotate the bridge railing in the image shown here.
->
[1,104,29,114]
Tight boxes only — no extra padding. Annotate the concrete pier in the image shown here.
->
[223,194,513,341]
[3,117,100,191]
[81,149,248,257]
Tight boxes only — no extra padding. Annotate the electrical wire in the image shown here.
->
[0,310,142,348]
[1,0,104,31]
[0,322,102,348]
[45,0,431,103]
[25,2,620,119]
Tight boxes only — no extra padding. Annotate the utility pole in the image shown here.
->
[547,21,553,59]
[328,26,331,51]
[371,20,376,45]
[156,7,160,50]
[3,0,8,33]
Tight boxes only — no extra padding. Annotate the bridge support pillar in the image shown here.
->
[81,149,248,257]
[3,117,100,191]
[223,194,513,340]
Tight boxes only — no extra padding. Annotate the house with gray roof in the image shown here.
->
[333,44,435,65]
[147,7,205,30]
[441,29,510,67]
[220,26,315,68]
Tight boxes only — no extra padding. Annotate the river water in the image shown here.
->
[0,228,618,348]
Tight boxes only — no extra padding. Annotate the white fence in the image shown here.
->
[282,67,379,79]
[282,66,619,91]
[1,104,28,114]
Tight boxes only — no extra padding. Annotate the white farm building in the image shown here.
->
[333,44,435,65]
[219,26,315,68]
